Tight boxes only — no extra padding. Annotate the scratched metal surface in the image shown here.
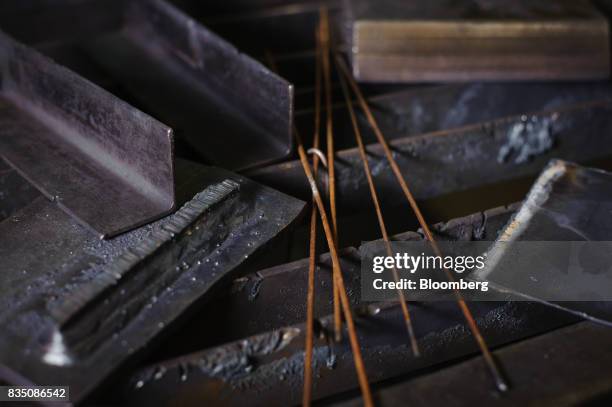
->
[480,161,612,325]
[250,102,612,252]
[2,1,612,405]
[0,30,175,238]
[334,322,612,407]
[0,0,294,171]
[0,160,304,403]
[120,203,580,406]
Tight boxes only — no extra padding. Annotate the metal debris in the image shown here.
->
[497,115,555,164]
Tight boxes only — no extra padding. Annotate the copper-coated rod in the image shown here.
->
[320,8,337,241]
[295,128,375,407]
[335,59,420,358]
[319,7,342,343]
[303,25,323,407]
[335,55,508,392]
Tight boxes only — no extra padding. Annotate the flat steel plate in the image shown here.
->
[475,160,612,325]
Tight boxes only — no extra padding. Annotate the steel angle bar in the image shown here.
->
[294,82,612,150]
[85,0,293,170]
[0,161,305,403]
[335,322,612,407]
[0,30,175,238]
[0,0,294,170]
[249,101,612,213]
[476,160,612,326]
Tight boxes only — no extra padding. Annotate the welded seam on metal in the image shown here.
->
[52,180,240,325]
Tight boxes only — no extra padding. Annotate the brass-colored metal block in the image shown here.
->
[346,0,610,82]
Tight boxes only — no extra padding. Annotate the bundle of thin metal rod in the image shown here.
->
[295,107,375,407]
[267,10,373,406]
[304,9,370,405]
[320,7,343,346]
[304,9,375,406]
[334,54,509,392]
[302,19,323,407]
[335,50,420,357]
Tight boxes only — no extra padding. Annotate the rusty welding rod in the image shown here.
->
[335,54,509,393]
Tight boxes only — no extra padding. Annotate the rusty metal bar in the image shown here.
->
[336,52,419,356]
[318,7,343,346]
[295,128,374,406]
[303,22,324,407]
[336,54,508,390]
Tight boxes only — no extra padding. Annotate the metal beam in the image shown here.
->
[335,322,612,407]
[0,0,295,171]
[250,101,612,213]
[0,30,175,238]
[124,301,576,406]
